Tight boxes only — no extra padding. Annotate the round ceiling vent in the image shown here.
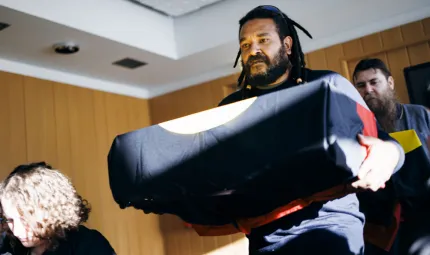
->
[52,42,80,55]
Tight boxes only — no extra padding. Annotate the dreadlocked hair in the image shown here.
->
[234,6,313,96]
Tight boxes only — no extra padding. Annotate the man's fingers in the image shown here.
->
[371,178,388,191]
[369,179,384,191]
[358,160,372,180]
[350,180,361,189]
[353,167,388,191]
[355,157,372,188]
[351,176,385,191]
[363,168,382,191]
[354,135,394,192]
[351,179,371,189]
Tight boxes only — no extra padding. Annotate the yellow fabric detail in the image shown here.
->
[389,129,422,153]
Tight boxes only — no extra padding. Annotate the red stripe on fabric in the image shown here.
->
[189,184,356,236]
[364,202,402,251]
[356,103,377,137]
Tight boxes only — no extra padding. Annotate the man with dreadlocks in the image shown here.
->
[218,5,405,255]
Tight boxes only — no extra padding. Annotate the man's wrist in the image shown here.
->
[385,140,404,174]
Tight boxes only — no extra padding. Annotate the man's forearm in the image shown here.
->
[377,128,405,174]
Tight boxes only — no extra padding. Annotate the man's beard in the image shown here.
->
[364,88,398,133]
[243,45,291,87]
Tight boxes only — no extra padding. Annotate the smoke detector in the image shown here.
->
[52,42,80,55]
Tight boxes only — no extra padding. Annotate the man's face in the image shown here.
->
[354,68,398,132]
[354,68,395,113]
[239,18,292,86]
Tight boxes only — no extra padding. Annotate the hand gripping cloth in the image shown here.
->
[107,77,377,228]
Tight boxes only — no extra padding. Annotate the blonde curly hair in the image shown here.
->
[0,162,91,250]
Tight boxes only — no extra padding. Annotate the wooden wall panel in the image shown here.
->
[307,49,328,70]
[340,18,430,104]
[342,39,364,59]
[149,17,430,255]
[24,78,59,167]
[0,72,27,180]
[53,84,74,179]
[149,74,239,124]
[401,21,425,44]
[381,27,404,48]
[424,18,430,35]
[361,33,383,53]
[160,214,248,255]
[0,71,165,255]
[324,45,345,74]
[408,42,430,65]
[386,48,411,103]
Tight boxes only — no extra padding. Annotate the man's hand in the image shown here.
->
[351,134,400,191]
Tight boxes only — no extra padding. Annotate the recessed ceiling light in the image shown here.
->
[52,42,80,55]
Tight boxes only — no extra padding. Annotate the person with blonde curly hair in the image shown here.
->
[0,162,115,255]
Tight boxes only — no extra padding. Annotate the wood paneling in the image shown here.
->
[149,17,430,255]
[160,214,248,255]
[408,42,430,65]
[0,71,165,255]
[386,48,411,103]
[24,78,58,166]
[381,27,404,48]
[149,74,239,124]
[307,49,328,70]
[0,72,27,179]
[361,33,384,53]
[342,39,364,59]
[401,21,425,44]
[324,45,345,74]
[341,17,430,104]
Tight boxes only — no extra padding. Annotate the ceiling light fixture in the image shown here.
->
[52,42,80,55]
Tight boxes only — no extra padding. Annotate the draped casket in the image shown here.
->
[107,78,376,228]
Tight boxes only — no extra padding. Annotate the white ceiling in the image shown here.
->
[1,0,430,99]
[132,0,226,17]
